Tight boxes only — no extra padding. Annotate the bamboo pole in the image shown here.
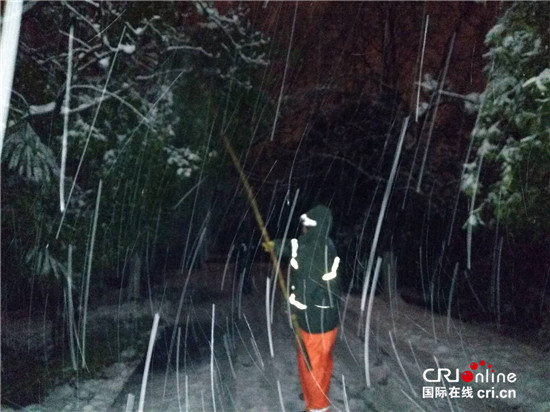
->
[220,133,312,371]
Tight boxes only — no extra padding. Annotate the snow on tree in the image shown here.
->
[1,1,270,360]
[3,0,268,265]
[462,2,550,236]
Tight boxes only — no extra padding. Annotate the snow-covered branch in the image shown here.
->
[27,86,149,124]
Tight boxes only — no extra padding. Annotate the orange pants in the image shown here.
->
[297,327,338,412]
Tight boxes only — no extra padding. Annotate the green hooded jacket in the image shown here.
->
[275,205,341,333]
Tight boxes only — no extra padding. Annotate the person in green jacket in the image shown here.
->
[266,205,341,412]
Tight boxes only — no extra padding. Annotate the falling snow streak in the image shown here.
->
[286,124,307,188]
[65,244,78,371]
[138,312,160,412]
[389,330,416,398]
[541,270,550,320]
[266,277,275,358]
[341,180,380,333]
[269,1,297,142]
[416,31,456,193]
[210,304,217,412]
[339,322,360,366]
[237,264,245,320]
[408,339,423,376]
[276,380,286,412]
[243,313,265,370]
[364,257,382,388]
[361,116,410,312]
[184,314,191,373]
[467,153,484,270]
[416,15,429,123]
[176,326,183,412]
[387,259,399,336]
[0,0,23,159]
[496,237,503,330]
[59,26,73,213]
[57,27,127,239]
[463,268,485,312]
[433,355,455,412]
[490,188,502,316]
[125,394,135,412]
[185,374,189,412]
[401,82,438,211]
[233,320,267,377]
[162,224,208,398]
[430,277,438,343]
[223,333,237,379]
[81,179,102,368]
[446,262,459,334]
[342,375,350,412]
[447,133,475,247]
[220,243,235,291]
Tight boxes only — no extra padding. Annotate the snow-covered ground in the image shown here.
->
[7,360,139,412]
[4,261,550,412]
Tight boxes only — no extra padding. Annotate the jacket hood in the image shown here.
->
[301,205,333,239]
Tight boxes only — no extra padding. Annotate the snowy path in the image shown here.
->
[110,262,550,412]
[10,261,550,412]
[109,262,374,412]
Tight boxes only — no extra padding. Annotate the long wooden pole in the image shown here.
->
[220,133,312,370]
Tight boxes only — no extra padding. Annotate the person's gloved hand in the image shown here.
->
[261,240,274,253]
